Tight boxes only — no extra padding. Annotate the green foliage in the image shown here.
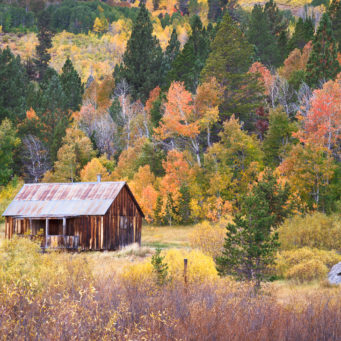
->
[329,0,341,52]
[178,184,192,225]
[135,140,166,177]
[0,4,35,32]
[36,73,70,161]
[247,5,280,67]
[114,3,163,103]
[305,13,340,88]
[278,213,341,250]
[60,57,84,112]
[216,169,292,286]
[162,28,180,87]
[35,11,54,81]
[287,17,314,52]
[167,15,211,93]
[0,119,21,185]
[202,12,263,128]
[263,107,297,167]
[208,0,223,22]
[0,47,28,122]
[151,248,169,285]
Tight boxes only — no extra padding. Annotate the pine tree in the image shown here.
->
[35,11,54,81]
[247,5,280,67]
[179,184,192,225]
[329,0,341,52]
[201,13,263,128]
[208,0,222,22]
[167,15,211,92]
[305,13,340,88]
[0,119,20,185]
[263,0,289,63]
[36,74,69,161]
[151,248,169,285]
[288,17,314,52]
[0,47,28,122]
[113,3,163,103]
[162,28,180,86]
[216,169,292,288]
[263,107,297,167]
[60,57,84,111]
[263,0,288,37]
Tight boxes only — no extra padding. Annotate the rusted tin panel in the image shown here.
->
[15,182,125,201]
[3,181,144,220]
[3,199,113,217]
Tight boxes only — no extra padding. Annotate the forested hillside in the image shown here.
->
[2,1,341,337]
[0,0,341,226]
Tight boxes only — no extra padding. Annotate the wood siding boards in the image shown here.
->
[4,183,143,251]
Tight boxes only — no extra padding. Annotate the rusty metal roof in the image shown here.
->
[2,181,131,218]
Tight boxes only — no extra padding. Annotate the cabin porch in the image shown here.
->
[6,217,79,250]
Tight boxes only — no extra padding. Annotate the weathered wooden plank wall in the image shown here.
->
[4,185,143,251]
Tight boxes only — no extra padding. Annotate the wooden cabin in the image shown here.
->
[2,178,144,251]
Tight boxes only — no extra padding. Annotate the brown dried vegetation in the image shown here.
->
[1,238,341,340]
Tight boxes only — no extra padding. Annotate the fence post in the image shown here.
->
[184,258,188,285]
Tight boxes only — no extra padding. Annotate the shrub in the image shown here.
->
[0,178,24,223]
[278,212,341,251]
[275,247,341,282]
[122,248,218,285]
[163,248,218,283]
[286,259,328,283]
[189,217,232,258]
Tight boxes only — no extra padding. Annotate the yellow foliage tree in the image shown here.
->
[80,158,108,182]
[44,126,96,183]
[93,17,109,34]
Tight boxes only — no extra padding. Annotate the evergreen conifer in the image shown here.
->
[113,4,163,103]
[306,13,340,88]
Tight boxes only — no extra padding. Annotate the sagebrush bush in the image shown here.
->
[278,213,341,250]
[275,247,341,282]
[189,217,232,258]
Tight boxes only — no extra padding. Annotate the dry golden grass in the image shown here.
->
[141,225,195,248]
[0,223,4,239]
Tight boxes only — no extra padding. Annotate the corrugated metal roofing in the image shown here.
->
[3,182,127,218]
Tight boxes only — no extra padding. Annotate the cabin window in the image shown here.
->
[48,219,63,235]
[120,216,128,229]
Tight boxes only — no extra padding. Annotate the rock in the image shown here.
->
[328,262,341,284]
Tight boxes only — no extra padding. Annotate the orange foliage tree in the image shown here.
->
[279,42,312,80]
[249,62,273,95]
[154,81,201,166]
[129,165,158,223]
[297,77,341,152]
[157,150,195,224]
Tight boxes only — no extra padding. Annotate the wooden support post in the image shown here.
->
[45,218,49,249]
[63,217,66,236]
[100,216,104,250]
[184,258,188,285]
[29,219,32,236]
